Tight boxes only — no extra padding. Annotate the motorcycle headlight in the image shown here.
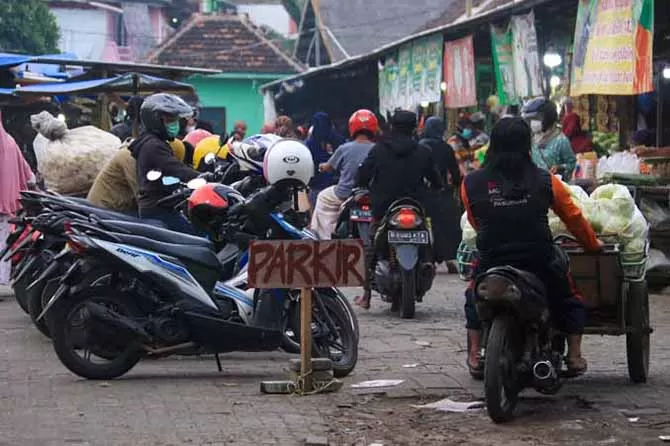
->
[475,275,521,301]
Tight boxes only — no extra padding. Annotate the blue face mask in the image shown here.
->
[462,128,473,139]
[166,121,180,139]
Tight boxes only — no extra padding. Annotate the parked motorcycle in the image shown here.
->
[41,178,358,380]
[370,198,436,318]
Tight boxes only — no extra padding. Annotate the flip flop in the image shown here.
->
[354,295,370,310]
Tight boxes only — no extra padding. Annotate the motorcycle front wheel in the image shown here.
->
[280,289,359,378]
[484,314,520,423]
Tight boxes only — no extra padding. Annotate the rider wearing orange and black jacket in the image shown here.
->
[460,117,601,378]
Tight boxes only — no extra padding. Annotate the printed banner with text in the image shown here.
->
[571,0,654,96]
[443,35,477,109]
[490,24,517,105]
[510,11,544,99]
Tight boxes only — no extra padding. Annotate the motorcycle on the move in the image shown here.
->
[370,198,436,318]
[474,242,587,423]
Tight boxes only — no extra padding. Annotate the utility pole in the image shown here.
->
[466,0,473,17]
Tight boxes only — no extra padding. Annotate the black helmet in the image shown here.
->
[140,93,193,139]
[391,109,417,136]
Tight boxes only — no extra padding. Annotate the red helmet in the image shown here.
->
[187,184,244,235]
[348,109,379,138]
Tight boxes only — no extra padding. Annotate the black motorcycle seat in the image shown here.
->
[107,231,220,269]
[485,266,546,297]
[48,200,141,222]
[99,220,212,247]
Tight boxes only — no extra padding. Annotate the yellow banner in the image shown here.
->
[571,0,651,96]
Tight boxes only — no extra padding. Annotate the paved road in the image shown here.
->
[1,272,670,445]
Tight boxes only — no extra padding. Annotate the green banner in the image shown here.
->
[490,24,517,105]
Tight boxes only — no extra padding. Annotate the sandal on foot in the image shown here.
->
[354,295,370,310]
[565,357,588,377]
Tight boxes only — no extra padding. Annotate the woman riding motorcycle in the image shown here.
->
[461,117,602,378]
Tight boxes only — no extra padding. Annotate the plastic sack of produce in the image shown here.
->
[460,212,477,248]
[588,183,648,258]
[31,111,121,195]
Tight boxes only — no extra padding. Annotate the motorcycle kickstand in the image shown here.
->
[215,353,223,372]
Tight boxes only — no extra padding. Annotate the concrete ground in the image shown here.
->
[1,271,669,445]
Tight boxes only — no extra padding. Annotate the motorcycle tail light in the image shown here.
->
[356,194,371,206]
[392,208,421,229]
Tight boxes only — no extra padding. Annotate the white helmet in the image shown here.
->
[230,133,282,173]
[263,139,314,187]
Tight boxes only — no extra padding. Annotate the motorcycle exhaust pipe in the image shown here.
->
[532,360,556,381]
[84,302,151,342]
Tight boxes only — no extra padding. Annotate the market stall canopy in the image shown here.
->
[0,88,15,96]
[0,53,219,81]
[13,73,195,96]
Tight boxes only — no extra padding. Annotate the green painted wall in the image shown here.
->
[188,74,284,135]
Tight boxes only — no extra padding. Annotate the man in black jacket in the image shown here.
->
[354,110,443,309]
[131,93,200,233]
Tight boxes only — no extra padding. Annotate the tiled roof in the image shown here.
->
[313,0,457,62]
[418,0,518,32]
[146,14,303,74]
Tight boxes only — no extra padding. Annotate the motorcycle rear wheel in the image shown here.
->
[51,286,143,380]
[400,269,416,319]
[484,314,520,423]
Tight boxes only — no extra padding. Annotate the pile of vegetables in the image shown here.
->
[592,131,620,155]
[461,181,648,259]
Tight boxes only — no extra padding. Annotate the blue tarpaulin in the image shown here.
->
[0,53,34,68]
[0,88,15,96]
[14,73,194,95]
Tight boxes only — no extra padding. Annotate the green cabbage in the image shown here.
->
[590,184,635,218]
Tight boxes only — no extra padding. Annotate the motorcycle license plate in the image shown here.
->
[387,230,429,245]
[350,208,372,221]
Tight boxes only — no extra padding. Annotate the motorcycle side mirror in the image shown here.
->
[161,176,180,187]
[146,170,163,182]
[203,153,216,165]
[187,178,207,190]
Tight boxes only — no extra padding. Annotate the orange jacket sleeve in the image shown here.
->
[550,175,600,252]
[460,182,478,230]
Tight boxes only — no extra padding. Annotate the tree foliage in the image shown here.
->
[0,0,60,54]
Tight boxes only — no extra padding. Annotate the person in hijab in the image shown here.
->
[419,117,462,268]
[306,111,345,207]
[0,113,36,286]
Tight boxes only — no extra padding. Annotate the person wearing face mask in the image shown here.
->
[131,93,200,233]
[523,97,576,179]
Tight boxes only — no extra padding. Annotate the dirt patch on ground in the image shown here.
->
[324,392,657,446]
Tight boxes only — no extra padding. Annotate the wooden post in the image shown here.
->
[300,287,313,392]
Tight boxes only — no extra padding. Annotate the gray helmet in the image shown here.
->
[140,93,193,139]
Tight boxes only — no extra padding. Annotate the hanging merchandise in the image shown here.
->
[421,35,443,105]
[443,35,477,109]
[378,51,400,117]
[571,0,654,96]
[510,11,544,99]
[491,23,518,105]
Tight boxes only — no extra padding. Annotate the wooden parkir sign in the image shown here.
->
[248,239,365,289]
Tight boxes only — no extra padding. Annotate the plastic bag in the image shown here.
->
[640,198,670,230]
[596,152,640,178]
[460,213,477,248]
[31,112,121,195]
